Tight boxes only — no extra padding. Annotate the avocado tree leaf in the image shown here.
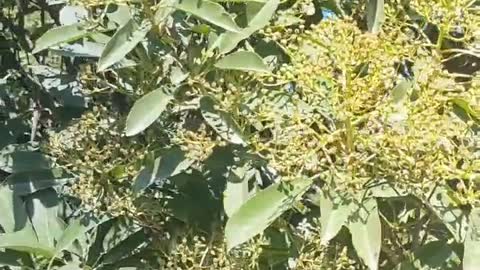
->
[33,23,89,53]
[0,186,29,233]
[6,168,74,196]
[391,80,412,104]
[200,96,246,145]
[54,215,108,258]
[348,198,381,270]
[224,165,255,217]
[451,98,480,123]
[100,229,147,265]
[215,51,270,73]
[225,178,312,250]
[0,249,33,268]
[319,190,354,245]
[97,19,151,71]
[0,229,55,258]
[125,88,174,136]
[427,186,468,243]
[25,189,65,248]
[175,0,242,33]
[464,208,480,270]
[132,147,193,194]
[366,0,384,34]
[0,150,52,174]
[215,0,279,54]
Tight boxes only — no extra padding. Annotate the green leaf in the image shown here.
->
[464,208,480,270]
[414,240,459,269]
[155,0,177,25]
[33,23,89,54]
[175,0,242,33]
[101,229,147,265]
[200,96,246,145]
[132,147,193,194]
[366,0,384,34]
[224,177,250,217]
[25,189,65,248]
[348,199,381,270]
[0,151,52,174]
[391,80,412,104]
[427,186,468,242]
[215,0,279,54]
[0,230,55,257]
[0,186,28,233]
[225,178,312,250]
[54,216,106,257]
[451,98,480,122]
[319,190,353,245]
[97,19,151,71]
[215,51,270,73]
[0,250,33,268]
[6,168,74,196]
[125,88,174,136]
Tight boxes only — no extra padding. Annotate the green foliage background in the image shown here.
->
[0,0,479,269]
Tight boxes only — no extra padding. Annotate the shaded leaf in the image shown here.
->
[225,178,312,250]
[0,250,33,268]
[366,0,384,34]
[319,190,353,245]
[133,147,193,194]
[125,88,174,136]
[414,240,459,269]
[175,0,242,33]
[98,19,151,71]
[0,151,52,174]
[33,23,89,54]
[200,96,246,145]
[464,208,480,270]
[215,51,270,73]
[348,199,381,270]
[101,229,147,265]
[6,168,74,196]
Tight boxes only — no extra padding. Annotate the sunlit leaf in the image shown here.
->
[0,187,28,233]
[348,198,381,270]
[33,23,89,53]
[464,208,480,270]
[175,0,242,32]
[366,0,384,34]
[0,230,55,258]
[224,169,251,217]
[319,190,353,245]
[215,51,270,73]
[214,0,279,54]
[225,178,312,250]
[125,88,174,136]
[98,19,151,71]
[25,189,65,248]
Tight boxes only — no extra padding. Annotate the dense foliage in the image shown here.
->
[0,0,479,269]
